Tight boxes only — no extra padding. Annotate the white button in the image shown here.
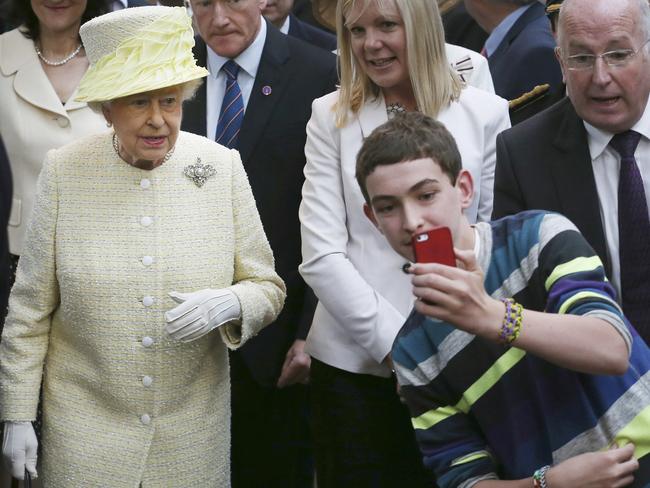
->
[142,336,154,347]
[140,414,151,425]
[142,376,153,387]
[56,117,69,128]
[142,256,154,266]
[140,179,151,189]
[142,296,154,307]
[141,216,153,227]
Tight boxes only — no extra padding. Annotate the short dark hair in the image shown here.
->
[355,112,462,204]
[7,0,110,41]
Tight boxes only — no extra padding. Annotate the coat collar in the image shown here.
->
[1,28,86,117]
[490,2,545,60]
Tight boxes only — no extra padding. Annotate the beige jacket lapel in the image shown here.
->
[0,29,73,118]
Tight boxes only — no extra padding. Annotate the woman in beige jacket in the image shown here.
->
[0,7,285,487]
[0,0,110,258]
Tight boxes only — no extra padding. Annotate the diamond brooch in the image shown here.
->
[184,158,216,187]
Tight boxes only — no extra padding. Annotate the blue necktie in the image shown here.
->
[215,60,244,149]
[609,130,650,341]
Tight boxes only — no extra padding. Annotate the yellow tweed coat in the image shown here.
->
[0,131,286,487]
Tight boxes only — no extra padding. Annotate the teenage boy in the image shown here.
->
[356,112,650,488]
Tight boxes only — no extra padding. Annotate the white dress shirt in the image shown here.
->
[206,20,267,141]
[111,0,127,10]
[280,15,291,35]
[584,100,650,300]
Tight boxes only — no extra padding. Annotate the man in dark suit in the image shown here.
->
[464,0,562,100]
[263,0,336,51]
[182,1,337,487]
[0,137,12,331]
[493,0,650,343]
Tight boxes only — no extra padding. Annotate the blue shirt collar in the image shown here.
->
[484,4,533,57]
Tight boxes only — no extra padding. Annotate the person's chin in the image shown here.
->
[135,148,167,164]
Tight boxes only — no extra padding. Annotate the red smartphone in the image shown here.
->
[412,227,456,266]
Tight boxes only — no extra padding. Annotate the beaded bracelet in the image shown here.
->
[532,465,550,488]
[498,298,523,345]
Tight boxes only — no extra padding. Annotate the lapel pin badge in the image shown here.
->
[184,158,216,187]
[262,85,272,96]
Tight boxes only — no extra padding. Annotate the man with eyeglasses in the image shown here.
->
[493,0,650,346]
[180,1,337,487]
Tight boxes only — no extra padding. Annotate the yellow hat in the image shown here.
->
[76,6,208,102]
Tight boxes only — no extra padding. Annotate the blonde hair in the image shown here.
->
[334,0,462,127]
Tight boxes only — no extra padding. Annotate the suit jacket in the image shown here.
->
[488,2,563,101]
[0,28,107,255]
[493,97,610,276]
[0,132,284,486]
[300,87,510,377]
[182,21,337,386]
[288,13,336,51]
[127,0,149,6]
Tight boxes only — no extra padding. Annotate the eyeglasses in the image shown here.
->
[560,39,650,70]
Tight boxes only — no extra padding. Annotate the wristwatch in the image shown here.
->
[532,465,550,488]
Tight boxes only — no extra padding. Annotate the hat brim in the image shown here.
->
[75,67,208,103]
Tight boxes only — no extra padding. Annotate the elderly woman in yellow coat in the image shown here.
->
[0,6,285,487]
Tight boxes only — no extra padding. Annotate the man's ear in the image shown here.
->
[456,169,475,210]
[363,203,382,233]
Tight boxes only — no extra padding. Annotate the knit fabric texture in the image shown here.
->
[0,131,285,487]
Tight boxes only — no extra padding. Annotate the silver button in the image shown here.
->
[141,216,153,227]
[56,117,69,128]
[142,336,154,347]
[142,296,154,307]
[142,375,153,387]
[140,414,151,425]
[140,179,151,189]
[142,256,154,266]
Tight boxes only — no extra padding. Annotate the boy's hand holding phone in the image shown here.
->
[409,229,502,338]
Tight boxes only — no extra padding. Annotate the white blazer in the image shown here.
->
[299,86,510,377]
[0,28,107,255]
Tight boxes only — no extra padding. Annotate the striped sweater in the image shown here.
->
[393,211,650,488]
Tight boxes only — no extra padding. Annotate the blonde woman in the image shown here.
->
[298,0,510,486]
[0,7,284,486]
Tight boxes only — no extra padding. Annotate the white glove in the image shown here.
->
[165,289,241,342]
[2,421,38,480]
